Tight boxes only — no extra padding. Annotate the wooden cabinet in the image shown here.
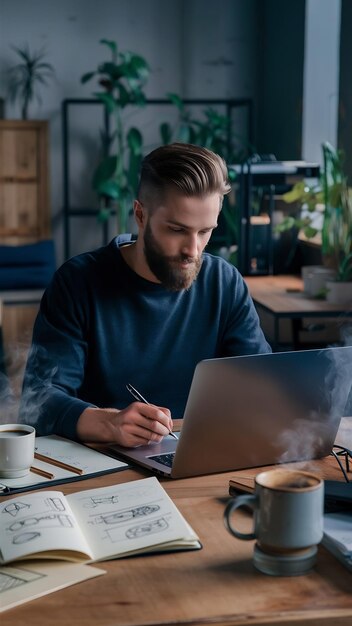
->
[0,120,50,243]
[0,122,50,399]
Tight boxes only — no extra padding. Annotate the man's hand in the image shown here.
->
[76,403,173,447]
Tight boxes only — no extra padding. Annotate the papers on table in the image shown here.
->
[323,512,352,571]
[0,561,105,613]
[0,435,128,495]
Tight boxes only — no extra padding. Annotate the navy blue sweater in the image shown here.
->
[21,237,271,438]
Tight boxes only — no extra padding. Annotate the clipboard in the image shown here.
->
[0,435,129,496]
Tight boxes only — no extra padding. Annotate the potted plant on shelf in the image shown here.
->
[7,44,55,119]
[276,142,352,304]
[81,39,150,233]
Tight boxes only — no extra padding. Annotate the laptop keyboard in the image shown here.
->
[148,452,175,468]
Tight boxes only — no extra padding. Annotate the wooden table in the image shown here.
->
[246,275,352,349]
[3,420,352,626]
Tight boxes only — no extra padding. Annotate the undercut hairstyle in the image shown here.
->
[137,143,231,210]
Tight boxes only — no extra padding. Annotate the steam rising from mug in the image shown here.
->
[0,341,38,425]
[18,345,58,433]
[277,347,352,464]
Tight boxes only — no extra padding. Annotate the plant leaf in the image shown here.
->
[128,87,146,106]
[128,55,150,80]
[94,91,116,113]
[282,181,306,203]
[100,39,118,58]
[96,179,121,199]
[228,168,237,182]
[160,122,172,145]
[274,216,296,233]
[178,124,191,143]
[97,62,123,81]
[127,151,142,197]
[92,155,118,189]
[116,83,130,107]
[97,206,112,223]
[167,92,184,111]
[303,226,318,239]
[126,127,143,155]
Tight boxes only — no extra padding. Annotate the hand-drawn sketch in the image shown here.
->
[83,495,119,509]
[8,514,74,533]
[99,516,169,543]
[125,517,169,539]
[0,566,44,593]
[2,502,31,517]
[88,504,160,526]
[13,531,41,545]
[45,497,66,511]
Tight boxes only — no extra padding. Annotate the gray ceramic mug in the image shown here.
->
[224,468,324,575]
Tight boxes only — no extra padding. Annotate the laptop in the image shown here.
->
[108,346,352,478]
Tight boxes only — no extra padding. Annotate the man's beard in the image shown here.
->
[143,221,202,291]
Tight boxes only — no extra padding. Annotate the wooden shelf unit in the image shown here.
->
[0,120,50,244]
[0,121,50,393]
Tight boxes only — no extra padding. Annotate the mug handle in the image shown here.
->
[224,495,257,540]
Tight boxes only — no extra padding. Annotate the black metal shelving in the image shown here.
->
[62,97,253,260]
[231,159,321,276]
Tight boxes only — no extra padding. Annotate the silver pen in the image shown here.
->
[126,383,178,440]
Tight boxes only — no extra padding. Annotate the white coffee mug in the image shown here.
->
[0,423,36,478]
[224,468,324,575]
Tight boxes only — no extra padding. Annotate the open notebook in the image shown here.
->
[0,477,200,565]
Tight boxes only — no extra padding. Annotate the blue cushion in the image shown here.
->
[0,240,55,266]
[0,240,56,289]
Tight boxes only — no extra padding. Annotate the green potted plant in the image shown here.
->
[81,39,150,232]
[276,142,352,303]
[7,44,55,119]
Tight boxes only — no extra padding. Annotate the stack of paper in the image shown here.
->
[0,562,105,613]
[323,512,352,571]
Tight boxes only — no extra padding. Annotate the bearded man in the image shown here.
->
[21,143,270,446]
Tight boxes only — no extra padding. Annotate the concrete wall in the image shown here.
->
[302,0,341,164]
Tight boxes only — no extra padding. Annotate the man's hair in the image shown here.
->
[137,143,231,209]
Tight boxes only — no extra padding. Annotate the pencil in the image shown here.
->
[30,465,54,480]
[126,383,179,440]
[34,452,84,475]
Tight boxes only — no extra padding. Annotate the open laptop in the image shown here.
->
[108,346,352,478]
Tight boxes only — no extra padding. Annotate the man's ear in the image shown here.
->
[134,200,145,227]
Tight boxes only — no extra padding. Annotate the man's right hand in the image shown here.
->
[76,402,174,448]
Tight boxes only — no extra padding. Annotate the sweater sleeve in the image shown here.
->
[19,266,95,439]
[220,268,272,356]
